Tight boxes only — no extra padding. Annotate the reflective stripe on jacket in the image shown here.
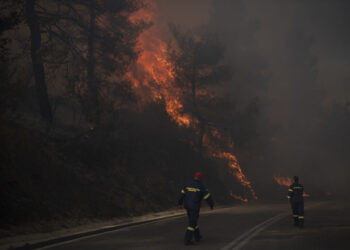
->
[178,180,214,210]
[288,182,304,201]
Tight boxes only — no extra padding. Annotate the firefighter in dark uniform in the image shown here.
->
[178,172,214,245]
[288,176,304,227]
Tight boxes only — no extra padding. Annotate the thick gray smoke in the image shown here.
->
[157,0,350,198]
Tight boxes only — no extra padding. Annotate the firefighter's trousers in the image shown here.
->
[291,199,304,225]
[185,209,201,242]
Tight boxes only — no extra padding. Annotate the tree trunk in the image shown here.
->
[25,0,52,122]
[87,0,99,124]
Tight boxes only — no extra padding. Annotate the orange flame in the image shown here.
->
[128,0,257,200]
[230,191,248,203]
[128,1,191,127]
[201,128,257,199]
[274,175,293,186]
[274,175,310,197]
[215,152,257,200]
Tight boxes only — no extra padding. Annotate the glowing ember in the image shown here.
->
[230,191,248,203]
[274,175,310,197]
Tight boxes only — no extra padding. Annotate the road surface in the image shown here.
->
[39,200,349,250]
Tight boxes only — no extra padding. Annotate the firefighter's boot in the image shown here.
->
[194,226,202,242]
[298,216,304,228]
[184,227,194,245]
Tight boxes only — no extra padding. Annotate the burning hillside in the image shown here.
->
[128,0,257,201]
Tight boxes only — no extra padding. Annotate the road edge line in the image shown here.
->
[7,206,228,250]
[8,214,185,250]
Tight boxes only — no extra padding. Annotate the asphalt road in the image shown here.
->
[41,200,349,250]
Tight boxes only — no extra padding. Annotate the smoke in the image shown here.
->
[241,0,350,196]
[155,0,350,198]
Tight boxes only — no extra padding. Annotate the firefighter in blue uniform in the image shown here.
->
[287,176,304,227]
[178,172,214,245]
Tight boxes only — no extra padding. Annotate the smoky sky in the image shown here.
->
[156,0,350,195]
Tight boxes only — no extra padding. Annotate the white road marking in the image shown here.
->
[221,211,289,250]
[12,206,290,250]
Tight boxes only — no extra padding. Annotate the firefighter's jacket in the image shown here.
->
[288,182,304,202]
[178,180,214,210]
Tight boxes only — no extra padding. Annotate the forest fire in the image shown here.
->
[2,0,350,245]
[128,0,256,201]
[274,175,310,197]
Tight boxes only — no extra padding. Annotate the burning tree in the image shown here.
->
[128,1,257,201]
